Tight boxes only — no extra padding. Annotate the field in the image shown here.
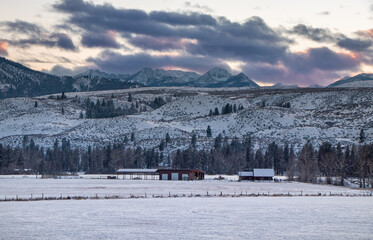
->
[1,177,372,239]
[0,176,371,200]
[1,197,373,239]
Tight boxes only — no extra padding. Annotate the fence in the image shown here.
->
[1,190,372,202]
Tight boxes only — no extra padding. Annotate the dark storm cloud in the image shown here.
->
[0,20,42,36]
[0,19,77,51]
[289,24,343,42]
[53,0,289,63]
[82,31,121,48]
[87,50,230,74]
[337,38,372,52]
[284,47,360,73]
[289,24,372,51]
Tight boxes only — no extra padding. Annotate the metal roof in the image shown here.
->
[253,169,274,177]
[117,169,158,173]
[238,171,253,177]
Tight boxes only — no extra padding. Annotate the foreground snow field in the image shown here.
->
[1,197,373,239]
[0,177,370,200]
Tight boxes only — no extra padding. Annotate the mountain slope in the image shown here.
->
[328,73,373,88]
[126,68,200,86]
[0,57,138,98]
[209,73,260,88]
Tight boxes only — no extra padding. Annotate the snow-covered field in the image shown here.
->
[0,177,370,200]
[1,197,373,239]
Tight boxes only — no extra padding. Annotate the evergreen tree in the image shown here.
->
[128,93,133,102]
[359,129,366,143]
[34,101,38,108]
[159,140,165,151]
[79,111,84,119]
[61,107,65,115]
[206,125,212,138]
[214,134,222,149]
[131,132,135,142]
[165,133,171,144]
[191,134,197,148]
[214,107,220,115]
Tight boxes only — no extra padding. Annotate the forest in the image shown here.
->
[0,133,372,188]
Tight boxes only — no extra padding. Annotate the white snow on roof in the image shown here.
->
[117,169,158,173]
[253,169,274,177]
[238,171,253,177]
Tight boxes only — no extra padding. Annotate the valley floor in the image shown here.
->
[1,197,373,239]
[0,176,370,200]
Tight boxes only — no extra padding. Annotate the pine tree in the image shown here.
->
[359,129,366,143]
[206,125,212,138]
[79,111,84,119]
[61,107,65,115]
[165,133,171,144]
[159,140,165,151]
[34,101,38,108]
[131,132,135,142]
[214,107,220,116]
[191,134,197,148]
[128,93,133,102]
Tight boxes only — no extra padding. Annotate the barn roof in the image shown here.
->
[117,169,158,173]
[253,169,274,177]
[238,171,254,177]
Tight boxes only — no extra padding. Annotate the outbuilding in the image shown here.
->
[238,168,274,181]
[158,169,205,181]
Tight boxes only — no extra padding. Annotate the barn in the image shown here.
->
[238,168,274,181]
[158,169,205,181]
[116,168,205,181]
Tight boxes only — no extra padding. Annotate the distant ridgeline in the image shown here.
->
[0,57,261,99]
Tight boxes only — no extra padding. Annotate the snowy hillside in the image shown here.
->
[328,73,373,88]
[0,87,372,152]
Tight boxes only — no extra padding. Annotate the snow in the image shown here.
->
[1,197,372,239]
[0,178,369,200]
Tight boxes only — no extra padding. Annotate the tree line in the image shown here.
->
[0,135,372,188]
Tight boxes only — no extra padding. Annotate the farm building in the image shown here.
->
[116,169,159,180]
[116,168,205,181]
[238,169,274,181]
[158,169,205,181]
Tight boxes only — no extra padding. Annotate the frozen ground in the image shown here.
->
[1,197,372,239]
[0,177,370,200]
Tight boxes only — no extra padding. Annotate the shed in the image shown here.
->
[158,169,205,181]
[238,168,274,181]
[116,168,159,180]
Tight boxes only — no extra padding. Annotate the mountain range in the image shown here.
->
[1,57,373,99]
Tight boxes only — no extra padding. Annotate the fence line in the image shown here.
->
[1,191,372,202]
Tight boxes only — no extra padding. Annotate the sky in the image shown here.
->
[0,0,372,86]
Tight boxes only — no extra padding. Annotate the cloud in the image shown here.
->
[0,20,42,36]
[337,38,372,52]
[87,50,231,74]
[0,20,77,51]
[0,41,8,56]
[184,2,213,13]
[289,24,343,42]
[128,35,189,51]
[82,31,120,48]
[53,0,289,63]
[242,47,361,86]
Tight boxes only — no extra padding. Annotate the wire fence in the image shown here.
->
[1,190,372,202]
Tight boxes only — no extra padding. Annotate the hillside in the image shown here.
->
[328,73,373,88]
[0,87,371,153]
